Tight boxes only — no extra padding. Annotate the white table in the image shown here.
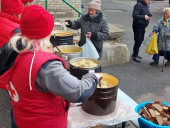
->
[118,89,139,128]
[68,88,140,128]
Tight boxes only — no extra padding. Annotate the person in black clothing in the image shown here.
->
[132,0,152,63]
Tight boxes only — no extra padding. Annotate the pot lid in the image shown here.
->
[51,30,73,37]
[55,45,83,53]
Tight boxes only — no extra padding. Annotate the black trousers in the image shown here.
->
[132,27,145,57]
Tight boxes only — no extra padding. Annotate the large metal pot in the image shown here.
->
[50,30,73,46]
[82,73,119,116]
[69,57,101,80]
[55,45,83,70]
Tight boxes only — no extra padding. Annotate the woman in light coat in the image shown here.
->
[150,8,170,66]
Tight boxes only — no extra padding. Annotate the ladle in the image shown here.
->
[56,46,62,52]
[98,78,102,87]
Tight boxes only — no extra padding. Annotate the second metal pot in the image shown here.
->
[55,45,83,70]
[69,57,101,79]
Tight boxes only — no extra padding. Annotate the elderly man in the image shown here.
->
[132,0,152,63]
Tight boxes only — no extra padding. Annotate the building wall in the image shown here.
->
[36,0,81,18]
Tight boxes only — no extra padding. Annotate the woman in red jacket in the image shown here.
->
[0,0,24,47]
[0,0,24,127]
[0,5,102,128]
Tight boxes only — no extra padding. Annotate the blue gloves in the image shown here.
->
[152,29,157,33]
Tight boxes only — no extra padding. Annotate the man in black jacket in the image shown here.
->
[132,0,152,63]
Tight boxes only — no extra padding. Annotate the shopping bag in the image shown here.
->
[145,32,158,55]
[81,38,99,59]
[143,32,153,46]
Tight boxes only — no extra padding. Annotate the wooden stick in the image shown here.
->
[56,46,61,52]
[162,36,168,72]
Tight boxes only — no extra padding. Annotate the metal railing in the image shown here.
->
[45,0,82,17]
[45,0,48,10]
[62,0,83,17]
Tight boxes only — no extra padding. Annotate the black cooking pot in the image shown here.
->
[50,30,73,46]
[82,73,119,116]
[69,57,101,80]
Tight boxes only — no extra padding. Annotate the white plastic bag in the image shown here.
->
[143,32,153,46]
[81,38,99,59]
[54,21,67,31]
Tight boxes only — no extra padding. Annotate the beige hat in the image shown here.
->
[88,0,101,11]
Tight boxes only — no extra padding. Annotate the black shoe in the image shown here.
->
[165,61,170,66]
[132,54,142,59]
[132,57,141,63]
[150,61,158,65]
[136,55,142,59]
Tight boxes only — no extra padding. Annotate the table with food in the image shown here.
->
[49,29,139,128]
[51,29,170,128]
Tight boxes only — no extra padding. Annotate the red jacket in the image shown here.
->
[0,12,20,48]
[0,51,69,128]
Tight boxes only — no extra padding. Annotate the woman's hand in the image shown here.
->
[63,22,69,25]
[94,73,103,86]
[86,32,92,38]
[64,20,72,27]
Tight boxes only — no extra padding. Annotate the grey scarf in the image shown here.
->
[89,14,99,19]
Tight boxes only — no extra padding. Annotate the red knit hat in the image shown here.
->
[20,5,54,39]
[21,0,34,2]
[1,0,24,15]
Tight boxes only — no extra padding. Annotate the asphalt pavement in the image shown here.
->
[0,0,170,127]
[82,0,170,103]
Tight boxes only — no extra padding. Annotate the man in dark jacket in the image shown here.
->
[132,0,152,63]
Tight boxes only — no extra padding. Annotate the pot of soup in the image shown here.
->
[55,45,83,70]
[69,57,101,79]
[82,73,119,116]
[50,30,73,46]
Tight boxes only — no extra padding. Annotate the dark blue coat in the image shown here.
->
[132,1,152,28]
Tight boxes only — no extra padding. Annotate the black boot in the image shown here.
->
[136,55,142,59]
[132,57,141,63]
[132,54,142,59]
[165,60,170,66]
[150,61,158,65]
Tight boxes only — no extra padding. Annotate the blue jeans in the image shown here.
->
[11,107,17,128]
[152,51,170,62]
